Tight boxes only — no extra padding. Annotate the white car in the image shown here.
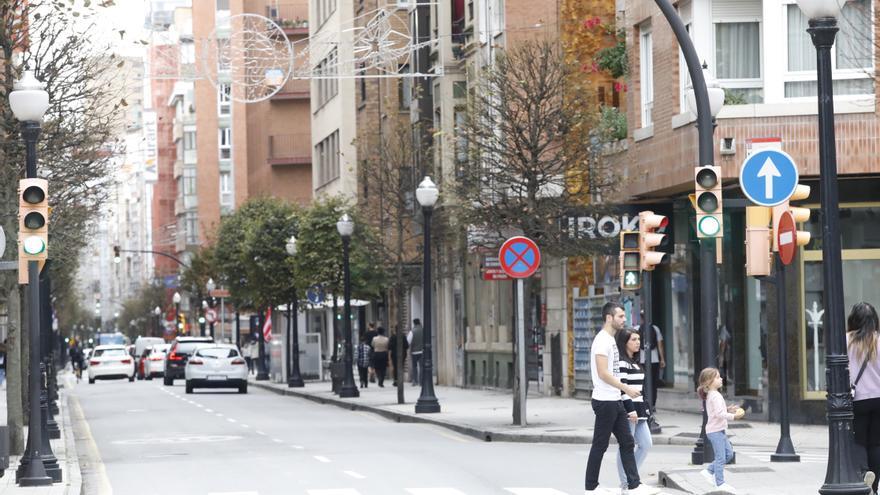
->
[87,345,135,384]
[143,344,171,380]
[184,345,248,394]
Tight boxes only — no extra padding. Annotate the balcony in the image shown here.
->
[172,160,183,179]
[266,2,309,37]
[271,78,310,100]
[268,133,311,166]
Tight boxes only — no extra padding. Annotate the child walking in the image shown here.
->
[698,367,744,493]
[357,335,372,389]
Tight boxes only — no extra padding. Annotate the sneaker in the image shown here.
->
[628,484,661,495]
[700,469,715,486]
[584,488,615,495]
[715,483,738,494]
[865,471,876,490]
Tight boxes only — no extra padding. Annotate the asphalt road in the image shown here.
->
[69,378,694,495]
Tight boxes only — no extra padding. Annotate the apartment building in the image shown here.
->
[620,0,878,422]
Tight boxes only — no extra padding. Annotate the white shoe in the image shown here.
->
[628,484,661,495]
[715,483,738,494]
[865,470,876,489]
[700,469,715,486]
[584,488,616,495]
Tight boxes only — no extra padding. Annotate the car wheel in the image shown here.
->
[164,376,173,386]
[185,381,193,394]
[129,375,135,382]
[88,377,95,384]
[238,383,247,394]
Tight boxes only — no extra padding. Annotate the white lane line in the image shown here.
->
[307,490,361,495]
[406,490,469,495]
[505,489,571,495]
[205,408,214,413]
[227,418,237,423]
[216,413,224,418]
[344,471,366,479]
[256,430,267,436]
[272,438,284,444]
[208,492,260,495]
[241,424,250,429]
[291,445,304,450]
[313,455,332,463]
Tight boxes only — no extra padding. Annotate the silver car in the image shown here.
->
[184,345,248,394]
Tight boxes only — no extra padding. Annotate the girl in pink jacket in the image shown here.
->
[697,367,745,493]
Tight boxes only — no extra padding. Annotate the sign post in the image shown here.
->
[499,236,541,426]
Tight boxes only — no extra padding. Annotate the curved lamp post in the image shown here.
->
[11,70,53,486]
[336,214,359,398]
[415,177,441,413]
[794,1,868,493]
[285,235,305,387]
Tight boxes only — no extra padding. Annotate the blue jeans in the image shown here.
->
[706,431,734,486]
[617,419,653,486]
[411,353,422,385]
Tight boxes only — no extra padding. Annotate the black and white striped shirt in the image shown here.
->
[619,359,649,418]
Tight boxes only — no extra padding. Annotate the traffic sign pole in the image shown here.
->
[516,278,527,427]
[771,253,800,462]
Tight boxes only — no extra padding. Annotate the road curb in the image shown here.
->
[59,390,82,495]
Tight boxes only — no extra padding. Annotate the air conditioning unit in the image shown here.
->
[719,137,736,155]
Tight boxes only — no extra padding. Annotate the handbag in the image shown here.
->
[851,359,869,398]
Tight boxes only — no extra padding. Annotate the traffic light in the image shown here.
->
[694,166,723,238]
[113,245,121,264]
[638,211,667,271]
[619,231,641,291]
[745,206,772,277]
[178,313,186,332]
[772,184,812,251]
[18,179,48,283]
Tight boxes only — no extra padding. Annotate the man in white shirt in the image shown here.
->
[584,302,659,495]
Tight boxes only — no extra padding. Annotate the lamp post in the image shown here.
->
[154,306,161,337]
[10,69,53,486]
[206,279,216,340]
[173,292,182,336]
[336,214,359,398]
[415,177,441,413]
[200,300,208,337]
[286,235,304,387]
[655,0,724,464]
[792,1,868,493]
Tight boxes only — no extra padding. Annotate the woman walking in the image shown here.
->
[848,301,880,493]
[356,333,372,389]
[371,326,390,387]
[615,328,653,491]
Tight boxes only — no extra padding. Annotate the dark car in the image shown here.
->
[163,336,214,385]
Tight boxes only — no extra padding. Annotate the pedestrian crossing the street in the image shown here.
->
[735,448,827,464]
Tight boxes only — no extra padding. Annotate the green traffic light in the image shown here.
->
[22,236,45,255]
[698,216,722,237]
[622,270,640,290]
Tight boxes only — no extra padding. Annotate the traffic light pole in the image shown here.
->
[641,271,660,434]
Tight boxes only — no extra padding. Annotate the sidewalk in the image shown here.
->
[251,378,832,494]
[0,373,82,495]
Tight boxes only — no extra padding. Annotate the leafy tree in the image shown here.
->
[179,245,217,331]
[117,283,167,341]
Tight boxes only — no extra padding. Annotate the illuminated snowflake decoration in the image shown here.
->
[200,14,293,103]
[350,10,412,75]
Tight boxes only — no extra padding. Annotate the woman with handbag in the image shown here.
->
[848,301,880,493]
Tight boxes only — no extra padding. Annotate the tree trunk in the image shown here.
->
[4,280,24,454]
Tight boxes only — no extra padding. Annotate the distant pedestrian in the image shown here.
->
[365,322,378,383]
[615,328,653,491]
[390,325,409,387]
[371,326,390,387]
[0,339,7,388]
[698,367,744,493]
[584,302,657,495]
[246,340,259,375]
[636,310,665,410]
[847,301,880,493]
[409,318,424,386]
[357,333,372,389]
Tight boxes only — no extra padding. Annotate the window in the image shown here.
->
[713,0,763,103]
[219,127,231,160]
[184,131,196,150]
[398,64,412,110]
[785,0,873,98]
[358,63,367,103]
[219,172,233,207]
[315,0,337,27]
[216,0,229,11]
[639,23,653,127]
[218,83,231,115]
[315,50,339,109]
[183,168,196,197]
[315,131,340,187]
[185,211,198,245]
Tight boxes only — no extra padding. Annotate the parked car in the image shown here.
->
[87,345,135,384]
[184,344,248,394]
[164,336,214,386]
[134,337,165,379]
[143,344,171,379]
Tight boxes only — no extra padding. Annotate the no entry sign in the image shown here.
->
[777,211,797,266]
[499,236,541,279]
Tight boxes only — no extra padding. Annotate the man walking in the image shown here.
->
[409,318,424,386]
[585,302,659,495]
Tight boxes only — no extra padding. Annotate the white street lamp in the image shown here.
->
[286,235,297,256]
[336,214,354,238]
[10,71,49,123]
[795,0,842,19]
[172,292,181,304]
[416,176,440,208]
[206,278,216,293]
[686,65,725,118]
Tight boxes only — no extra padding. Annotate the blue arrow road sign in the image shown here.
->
[306,284,325,305]
[739,149,799,207]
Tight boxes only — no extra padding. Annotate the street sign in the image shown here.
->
[481,255,510,281]
[739,149,800,207]
[209,289,230,298]
[306,284,325,305]
[499,236,541,279]
[777,210,797,265]
[205,308,217,323]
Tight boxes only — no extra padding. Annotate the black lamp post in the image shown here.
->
[11,70,53,486]
[173,291,182,336]
[792,0,870,492]
[286,235,305,387]
[337,214,359,398]
[206,278,217,339]
[200,300,208,336]
[154,306,162,337]
[415,177,441,414]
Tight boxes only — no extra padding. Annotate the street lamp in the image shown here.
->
[153,306,161,337]
[794,1,867,493]
[285,235,304,387]
[201,300,209,337]
[685,64,726,120]
[336,214,359,398]
[10,69,53,486]
[415,176,441,413]
[173,292,182,335]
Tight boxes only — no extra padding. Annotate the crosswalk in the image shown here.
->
[211,489,588,495]
[735,448,827,464]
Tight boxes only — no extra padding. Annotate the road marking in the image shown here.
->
[216,413,224,418]
[256,430,267,436]
[208,492,260,495]
[291,445,304,449]
[314,455,332,463]
[431,429,473,443]
[205,408,214,413]
[272,438,284,444]
[227,418,237,423]
[344,471,366,479]
[241,424,250,429]
[307,490,360,495]
[70,395,113,495]
[406,490,469,495]
[505,489,570,495]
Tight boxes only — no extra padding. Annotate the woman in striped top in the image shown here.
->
[615,328,653,490]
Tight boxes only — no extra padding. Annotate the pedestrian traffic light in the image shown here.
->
[745,206,772,277]
[694,166,723,238]
[619,231,641,291]
[18,178,48,283]
[113,245,121,264]
[638,211,667,271]
[772,184,812,251]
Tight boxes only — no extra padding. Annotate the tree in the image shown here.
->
[179,245,217,333]
[0,1,124,454]
[118,283,167,341]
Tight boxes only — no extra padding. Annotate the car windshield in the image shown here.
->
[93,349,126,358]
[196,348,239,359]
[175,343,208,355]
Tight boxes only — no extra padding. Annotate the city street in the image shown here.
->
[69,378,693,495]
